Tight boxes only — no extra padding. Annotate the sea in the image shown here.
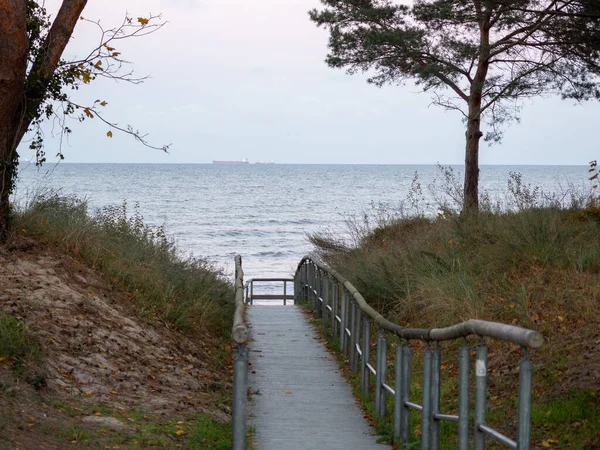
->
[14,163,592,285]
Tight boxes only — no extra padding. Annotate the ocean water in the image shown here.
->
[14,163,591,283]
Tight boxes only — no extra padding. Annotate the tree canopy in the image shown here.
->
[310,0,600,210]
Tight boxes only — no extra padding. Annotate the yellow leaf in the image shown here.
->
[107,131,113,138]
[137,17,149,25]
[557,316,564,322]
[175,429,185,436]
[82,71,91,84]
[85,391,93,395]
[100,101,107,107]
[0,357,5,362]
[285,390,292,395]
[84,108,94,119]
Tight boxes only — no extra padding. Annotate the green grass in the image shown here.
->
[12,193,235,335]
[531,391,600,449]
[47,405,232,449]
[0,311,42,386]
[103,410,232,449]
[0,311,40,363]
[101,413,227,449]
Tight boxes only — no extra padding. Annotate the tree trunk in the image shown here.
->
[0,0,87,241]
[463,5,491,213]
[0,0,28,241]
[463,115,482,211]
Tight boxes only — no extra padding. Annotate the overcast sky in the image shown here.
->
[21,0,600,165]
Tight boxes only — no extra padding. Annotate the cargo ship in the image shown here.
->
[212,158,249,165]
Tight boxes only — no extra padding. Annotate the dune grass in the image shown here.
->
[11,193,235,335]
[308,168,600,448]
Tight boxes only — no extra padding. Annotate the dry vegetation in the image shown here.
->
[0,195,235,449]
[309,170,600,449]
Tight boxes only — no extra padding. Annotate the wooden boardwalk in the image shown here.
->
[247,305,389,450]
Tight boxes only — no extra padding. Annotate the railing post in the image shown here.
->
[306,264,311,306]
[421,347,433,450]
[316,269,323,318]
[350,302,361,373]
[299,264,305,303]
[250,281,254,306]
[474,340,488,450]
[310,265,315,310]
[294,272,299,304]
[361,317,371,396]
[375,330,388,418]
[232,344,248,450]
[304,263,309,303]
[458,340,470,450]
[517,348,533,450]
[340,291,348,354]
[349,299,355,368]
[283,280,287,306]
[400,344,412,444]
[394,341,404,444]
[331,282,338,335]
[310,264,318,314]
[322,275,329,326]
[430,344,441,450]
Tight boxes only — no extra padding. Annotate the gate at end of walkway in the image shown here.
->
[245,277,295,305]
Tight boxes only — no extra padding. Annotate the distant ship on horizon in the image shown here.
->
[212,158,249,165]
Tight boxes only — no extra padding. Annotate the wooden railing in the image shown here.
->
[295,255,543,450]
[245,277,295,305]
[231,255,248,450]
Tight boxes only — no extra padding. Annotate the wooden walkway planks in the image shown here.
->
[247,305,389,450]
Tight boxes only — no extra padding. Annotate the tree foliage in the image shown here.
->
[0,0,167,240]
[24,2,168,165]
[310,0,600,210]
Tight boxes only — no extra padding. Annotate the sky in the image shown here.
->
[20,0,600,165]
